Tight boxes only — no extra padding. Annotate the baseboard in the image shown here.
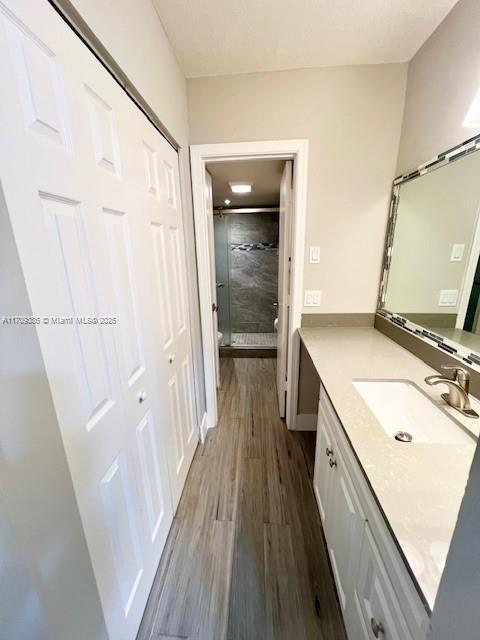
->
[199,412,208,443]
[295,413,318,431]
[220,347,276,358]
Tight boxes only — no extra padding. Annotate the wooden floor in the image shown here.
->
[137,358,346,640]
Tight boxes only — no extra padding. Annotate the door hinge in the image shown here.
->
[212,303,218,312]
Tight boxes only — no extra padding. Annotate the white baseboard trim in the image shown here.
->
[199,412,208,442]
[295,413,318,431]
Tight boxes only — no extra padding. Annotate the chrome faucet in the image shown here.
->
[425,365,479,418]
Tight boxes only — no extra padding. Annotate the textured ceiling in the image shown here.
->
[153,0,459,77]
[207,159,285,208]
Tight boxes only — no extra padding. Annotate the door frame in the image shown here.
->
[190,139,309,435]
[455,200,480,329]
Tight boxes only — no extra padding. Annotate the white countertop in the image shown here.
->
[299,326,479,611]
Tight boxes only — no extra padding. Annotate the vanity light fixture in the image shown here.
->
[230,182,252,194]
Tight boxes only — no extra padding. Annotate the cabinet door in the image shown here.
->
[351,524,413,640]
[313,400,335,528]
[327,445,365,614]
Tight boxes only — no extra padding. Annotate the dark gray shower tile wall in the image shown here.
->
[229,213,279,333]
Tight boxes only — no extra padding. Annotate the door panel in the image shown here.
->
[136,410,168,544]
[103,207,146,386]
[352,525,413,640]
[277,161,292,416]
[40,193,115,429]
[151,222,174,349]
[168,374,186,476]
[0,2,198,639]
[169,224,187,334]
[4,13,70,148]
[313,401,335,526]
[327,446,364,613]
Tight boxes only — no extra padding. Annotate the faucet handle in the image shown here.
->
[441,365,470,391]
[441,364,469,377]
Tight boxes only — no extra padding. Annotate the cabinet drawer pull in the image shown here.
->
[370,617,385,637]
[326,447,333,457]
[329,457,337,468]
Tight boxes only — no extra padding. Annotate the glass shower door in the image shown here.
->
[213,215,231,345]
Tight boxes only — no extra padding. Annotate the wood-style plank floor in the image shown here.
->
[137,358,346,640]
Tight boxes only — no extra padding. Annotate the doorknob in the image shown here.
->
[216,282,225,288]
[138,390,147,403]
[168,354,175,363]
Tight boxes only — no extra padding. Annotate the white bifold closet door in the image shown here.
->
[0,2,197,639]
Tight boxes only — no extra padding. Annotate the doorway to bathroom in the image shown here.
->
[208,159,283,350]
[190,140,308,433]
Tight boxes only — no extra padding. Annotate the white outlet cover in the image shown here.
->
[450,244,465,262]
[438,289,459,307]
[309,246,320,264]
[304,290,321,307]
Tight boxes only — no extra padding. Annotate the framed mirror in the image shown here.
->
[379,133,480,367]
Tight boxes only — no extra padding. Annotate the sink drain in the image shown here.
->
[394,431,413,443]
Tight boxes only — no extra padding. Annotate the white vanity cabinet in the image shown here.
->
[313,386,430,640]
[315,397,364,615]
[352,525,413,640]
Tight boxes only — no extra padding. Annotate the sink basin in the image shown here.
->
[352,379,474,445]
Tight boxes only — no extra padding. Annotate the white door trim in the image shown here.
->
[190,139,309,432]
[456,200,480,329]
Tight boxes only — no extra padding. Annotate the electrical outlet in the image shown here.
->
[438,289,459,307]
[304,290,321,307]
[309,246,320,264]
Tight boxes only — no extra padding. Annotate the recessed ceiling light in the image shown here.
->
[224,199,231,205]
[229,182,252,194]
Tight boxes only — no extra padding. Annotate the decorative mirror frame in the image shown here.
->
[377,132,480,372]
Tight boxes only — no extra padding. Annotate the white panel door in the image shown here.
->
[147,133,198,509]
[205,170,220,388]
[0,1,197,638]
[277,160,292,416]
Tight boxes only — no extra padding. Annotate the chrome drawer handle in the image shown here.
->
[371,617,385,638]
[329,457,337,469]
[325,447,333,457]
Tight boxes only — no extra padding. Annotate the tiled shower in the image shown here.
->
[214,212,279,348]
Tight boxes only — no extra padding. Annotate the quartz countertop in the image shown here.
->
[299,326,479,611]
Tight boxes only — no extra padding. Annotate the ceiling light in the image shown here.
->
[224,199,231,205]
[230,182,252,194]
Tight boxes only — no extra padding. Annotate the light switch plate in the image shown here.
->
[309,246,320,264]
[304,290,321,306]
[438,289,459,307]
[450,244,465,262]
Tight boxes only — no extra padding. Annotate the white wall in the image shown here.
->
[0,186,108,640]
[69,0,206,420]
[397,0,480,174]
[187,65,407,314]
